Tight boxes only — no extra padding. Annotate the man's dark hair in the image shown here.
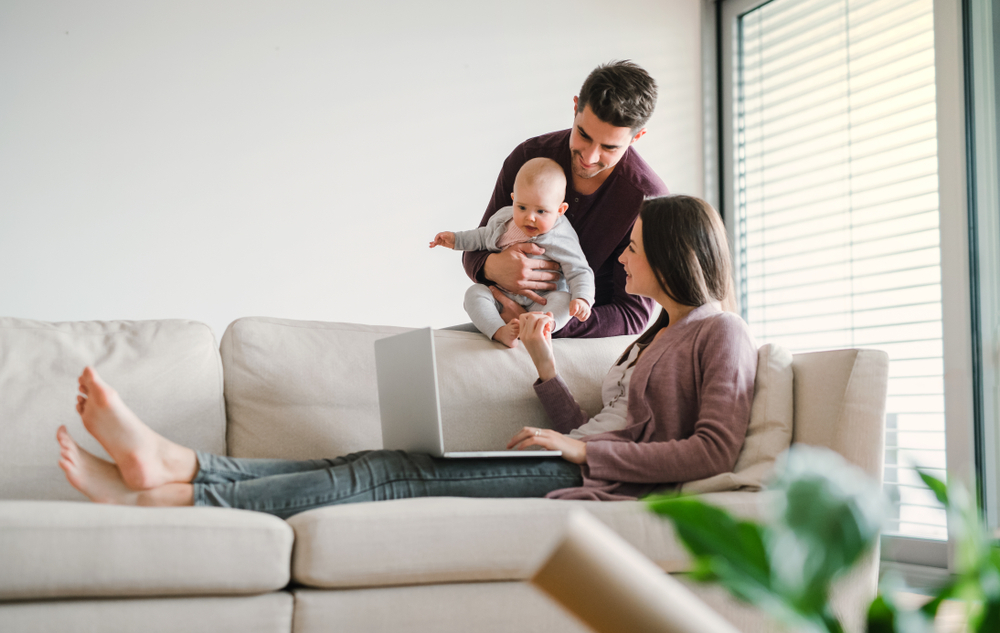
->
[577,60,657,133]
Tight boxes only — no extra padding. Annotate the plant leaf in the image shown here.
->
[868,581,935,633]
[771,474,881,611]
[976,599,1000,633]
[866,595,898,633]
[647,495,771,590]
[917,470,949,507]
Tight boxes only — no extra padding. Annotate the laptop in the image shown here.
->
[373,327,562,458]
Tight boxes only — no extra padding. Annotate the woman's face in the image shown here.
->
[619,219,661,299]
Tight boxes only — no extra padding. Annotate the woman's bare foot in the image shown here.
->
[492,320,521,349]
[57,425,139,505]
[76,367,198,490]
[58,426,196,507]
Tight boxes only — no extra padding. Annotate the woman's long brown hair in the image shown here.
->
[616,195,735,365]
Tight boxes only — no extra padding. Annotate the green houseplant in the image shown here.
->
[647,446,1000,632]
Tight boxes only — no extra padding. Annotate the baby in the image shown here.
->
[430,157,595,348]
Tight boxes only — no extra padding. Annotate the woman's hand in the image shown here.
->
[518,311,557,381]
[507,427,587,464]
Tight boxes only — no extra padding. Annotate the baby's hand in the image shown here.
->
[569,299,591,322]
[429,232,456,249]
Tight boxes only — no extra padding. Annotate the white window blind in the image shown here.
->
[735,0,946,539]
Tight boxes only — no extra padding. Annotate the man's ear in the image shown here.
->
[558,202,569,215]
[572,95,579,115]
[630,128,648,144]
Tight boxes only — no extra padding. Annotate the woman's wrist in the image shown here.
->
[537,361,558,382]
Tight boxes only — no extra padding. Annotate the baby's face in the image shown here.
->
[511,182,567,237]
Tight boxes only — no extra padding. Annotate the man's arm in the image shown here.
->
[553,234,655,339]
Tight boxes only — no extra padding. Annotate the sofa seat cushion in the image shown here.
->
[287,492,773,588]
[0,501,293,600]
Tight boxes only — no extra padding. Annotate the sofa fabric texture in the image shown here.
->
[0,501,293,600]
[292,584,582,633]
[681,342,794,493]
[0,316,890,633]
[221,317,633,459]
[0,317,226,501]
[0,593,293,633]
[287,491,774,589]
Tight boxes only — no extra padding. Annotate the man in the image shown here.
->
[463,60,669,338]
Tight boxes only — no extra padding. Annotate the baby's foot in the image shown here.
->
[76,367,196,490]
[57,425,139,505]
[493,320,521,349]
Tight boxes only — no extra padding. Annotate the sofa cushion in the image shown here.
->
[292,584,581,633]
[221,318,632,459]
[0,501,293,600]
[0,318,226,501]
[0,594,293,633]
[433,329,634,452]
[287,492,772,588]
[221,319,409,459]
[681,343,794,493]
[791,348,890,480]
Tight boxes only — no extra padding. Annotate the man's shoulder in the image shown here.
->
[513,129,571,160]
[616,148,669,198]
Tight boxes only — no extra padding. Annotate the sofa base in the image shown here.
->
[0,593,292,633]
[291,581,797,633]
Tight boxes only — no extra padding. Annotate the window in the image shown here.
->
[720,0,977,564]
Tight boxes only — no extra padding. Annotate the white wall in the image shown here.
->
[0,0,705,341]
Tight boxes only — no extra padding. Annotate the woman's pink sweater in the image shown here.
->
[534,303,758,500]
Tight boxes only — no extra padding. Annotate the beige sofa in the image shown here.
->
[0,316,889,633]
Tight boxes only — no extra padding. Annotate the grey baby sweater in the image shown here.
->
[452,206,596,306]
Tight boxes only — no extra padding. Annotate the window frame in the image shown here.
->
[963,0,1000,535]
[715,0,977,570]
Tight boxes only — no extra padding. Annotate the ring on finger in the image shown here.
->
[534,429,540,437]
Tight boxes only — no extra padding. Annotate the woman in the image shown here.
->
[57,196,757,516]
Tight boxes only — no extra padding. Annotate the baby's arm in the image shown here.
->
[569,298,591,322]
[429,232,456,249]
[542,226,596,320]
[435,210,511,252]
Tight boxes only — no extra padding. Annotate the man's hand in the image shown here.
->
[489,286,527,325]
[429,232,455,249]
[483,243,561,304]
[569,298,591,322]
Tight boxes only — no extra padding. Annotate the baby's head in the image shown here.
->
[511,157,569,237]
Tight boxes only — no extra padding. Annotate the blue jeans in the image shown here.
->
[192,450,583,519]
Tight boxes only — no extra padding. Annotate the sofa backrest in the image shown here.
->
[222,318,889,491]
[221,318,634,459]
[0,318,226,500]
[0,314,889,501]
[790,348,889,481]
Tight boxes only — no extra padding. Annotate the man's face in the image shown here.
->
[568,97,645,181]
